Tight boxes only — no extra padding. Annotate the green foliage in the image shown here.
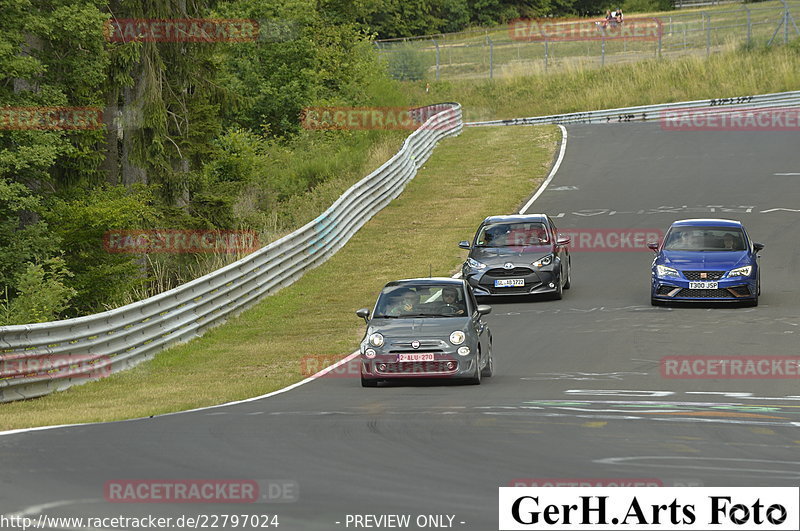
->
[0,257,76,325]
[621,0,672,13]
[43,185,159,312]
[0,178,61,289]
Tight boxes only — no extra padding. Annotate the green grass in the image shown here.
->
[0,125,560,431]
[406,43,800,122]
[378,0,800,80]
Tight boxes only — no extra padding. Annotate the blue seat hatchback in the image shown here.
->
[649,219,763,307]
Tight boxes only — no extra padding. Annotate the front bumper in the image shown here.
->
[360,348,477,381]
[463,266,560,296]
[651,274,757,301]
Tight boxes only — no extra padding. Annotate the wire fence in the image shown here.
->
[375,1,800,81]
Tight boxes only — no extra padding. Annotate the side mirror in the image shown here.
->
[458,240,471,249]
[647,242,659,252]
[356,308,370,322]
[556,236,570,247]
[476,304,492,316]
[753,242,764,252]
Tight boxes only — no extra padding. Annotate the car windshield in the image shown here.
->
[372,285,467,318]
[474,222,549,247]
[662,227,747,252]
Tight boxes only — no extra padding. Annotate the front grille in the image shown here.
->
[377,361,456,374]
[675,288,737,299]
[485,267,534,278]
[683,271,725,280]
[389,340,443,350]
[489,284,536,294]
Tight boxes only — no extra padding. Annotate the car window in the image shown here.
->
[663,227,747,251]
[475,222,549,247]
[373,285,466,318]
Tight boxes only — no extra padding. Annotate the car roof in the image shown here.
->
[482,214,548,224]
[384,278,465,288]
[670,218,743,228]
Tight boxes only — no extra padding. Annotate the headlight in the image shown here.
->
[728,266,752,277]
[368,333,384,347]
[656,265,679,277]
[449,331,465,345]
[532,254,553,267]
[467,257,487,270]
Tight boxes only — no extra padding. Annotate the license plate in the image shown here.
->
[397,353,435,362]
[494,278,525,287]
[689,281,718,289]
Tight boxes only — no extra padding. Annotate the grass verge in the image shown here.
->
[0,125,560,430]
[409,42,800,121]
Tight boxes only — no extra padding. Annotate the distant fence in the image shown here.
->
[674,0,741,8]
[375,0,800,81]
[0,104,462,403]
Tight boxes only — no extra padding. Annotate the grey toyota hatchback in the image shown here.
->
[356,278,493,387]
[460,214,571,299]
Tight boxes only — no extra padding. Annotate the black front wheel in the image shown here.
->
[551,271,564,300]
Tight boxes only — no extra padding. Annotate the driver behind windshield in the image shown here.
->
[439,288,466,316]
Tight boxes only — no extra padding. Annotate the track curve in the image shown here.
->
[3,123,800,530]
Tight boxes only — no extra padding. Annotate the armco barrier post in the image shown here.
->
[544,38,548,71]
[746,7,751,44]
[433,39,440,81]
[487,36,493,79]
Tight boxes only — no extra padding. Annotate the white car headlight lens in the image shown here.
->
[364,349,376,359]
[368,333,384,347]
[467,257,487,270]
[532,254,553,267]
[656,265,679,277]
[457,346,470,356]
[449,331,466,345]
[728,266,752,277]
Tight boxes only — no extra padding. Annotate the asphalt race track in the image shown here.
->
[3,123,800,530]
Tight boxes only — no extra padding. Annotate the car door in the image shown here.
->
[548,216,568,285]
[466,284,488,366]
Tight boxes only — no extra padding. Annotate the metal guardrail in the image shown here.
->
[0,104,463,403]
[466,90,800,127]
